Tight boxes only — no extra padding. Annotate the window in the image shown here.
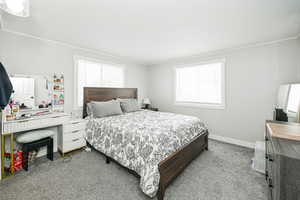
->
[175,60,225,109]
[74,56,124,107]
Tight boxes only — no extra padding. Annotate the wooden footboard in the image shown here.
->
[157,130,209,200]
[88,130,208,200]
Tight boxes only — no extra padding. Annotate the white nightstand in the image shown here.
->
[58,119,86,156]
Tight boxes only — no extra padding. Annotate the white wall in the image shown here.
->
[148,38,300,144]
[0,30,148,113]
[0,29,299,146]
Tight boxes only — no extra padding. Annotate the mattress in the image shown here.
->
[85,110,207,197]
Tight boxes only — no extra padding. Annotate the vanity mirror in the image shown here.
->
[275,83,300,122]
[9,74,53,111]
[10,76,35,109]
[4,74,65,120]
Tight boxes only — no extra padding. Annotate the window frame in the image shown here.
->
[73,55,125,108]
[173,59,226,109]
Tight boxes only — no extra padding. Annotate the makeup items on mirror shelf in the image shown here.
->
[11,103,20,117]
[4,103,12,121]
[4,100,20,121]
[38,101,52,109]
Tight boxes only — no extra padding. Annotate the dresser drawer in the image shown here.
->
[64,130,85,143]
[63,138,86,153]
[64,121,86,133]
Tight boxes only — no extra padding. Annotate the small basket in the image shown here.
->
[4,151,23,172]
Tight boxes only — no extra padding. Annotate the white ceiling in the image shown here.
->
[2,0,300,65]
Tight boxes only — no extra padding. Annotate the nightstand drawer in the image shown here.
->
[63,138,86,153]
[64,130,85,143]
[64,121,86,133]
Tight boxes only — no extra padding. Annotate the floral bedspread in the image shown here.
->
[85,110,207,197]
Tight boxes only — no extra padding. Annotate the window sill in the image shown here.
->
[174,102,225,110]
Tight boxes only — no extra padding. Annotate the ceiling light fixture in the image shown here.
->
[0,0,29,17]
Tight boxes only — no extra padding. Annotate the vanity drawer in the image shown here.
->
[63,138,86,153]
[63,121,86,133]
[63,130,85,143]
[4,114,69,133]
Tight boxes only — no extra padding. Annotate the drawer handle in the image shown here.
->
[72,130,80,133]
[265,136,269,141]
[268,157,274,162]
[72,138,80,142]
[72,122,80,125]
[268,179,273,188]
[18,120,30,123]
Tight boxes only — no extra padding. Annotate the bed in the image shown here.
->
[83,87,208,200]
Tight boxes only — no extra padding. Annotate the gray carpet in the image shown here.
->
[0,140,267,200]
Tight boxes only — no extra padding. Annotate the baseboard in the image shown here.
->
[208,134,255,149]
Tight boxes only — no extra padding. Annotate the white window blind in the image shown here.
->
[75,58,124,107]
[175,61,225,108]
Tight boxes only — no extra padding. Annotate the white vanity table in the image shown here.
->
[0,74,85,180]
[3,112,70,134]
[0,112,87,180]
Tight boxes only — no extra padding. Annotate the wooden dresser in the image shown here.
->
[265,120,300,200]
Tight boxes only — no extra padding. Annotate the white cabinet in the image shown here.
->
[58,119,86,155]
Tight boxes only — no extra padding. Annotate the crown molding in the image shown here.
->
[1,26,299,67]
[149,34,300,67]
[0,27,145,66]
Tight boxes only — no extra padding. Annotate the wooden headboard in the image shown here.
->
[83,87,138,118]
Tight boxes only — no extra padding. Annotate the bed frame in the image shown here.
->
[83,87,208,200]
